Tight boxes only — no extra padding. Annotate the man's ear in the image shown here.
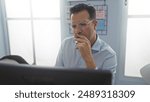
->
[93,20,97,30]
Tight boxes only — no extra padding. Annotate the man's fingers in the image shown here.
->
[75,38,84,43]
[76,42,84,49]
[75,34,87,43]
[75,33,85,39]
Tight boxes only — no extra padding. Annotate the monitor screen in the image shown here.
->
[0,63,112,85]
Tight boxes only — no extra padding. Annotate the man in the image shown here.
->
[55,3,117,83]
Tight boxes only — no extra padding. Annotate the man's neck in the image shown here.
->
[91,33,97,47]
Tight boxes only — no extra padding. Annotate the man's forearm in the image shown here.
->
[84,56,96,69]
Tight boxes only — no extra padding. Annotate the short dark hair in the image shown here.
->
[70,3,96,20]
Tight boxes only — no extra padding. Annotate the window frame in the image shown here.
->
[0,0,61,65]
[115,0,148,84]
[125,0,150,78]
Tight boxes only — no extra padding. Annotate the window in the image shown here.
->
[4,0,61,66]
[125,0,150,77]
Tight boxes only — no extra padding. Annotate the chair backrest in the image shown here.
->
[0,55,28,64]
[140,64,150,84]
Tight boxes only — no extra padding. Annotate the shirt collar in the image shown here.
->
[91,35,102,51]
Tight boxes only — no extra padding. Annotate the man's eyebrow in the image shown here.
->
[71,19,90,24]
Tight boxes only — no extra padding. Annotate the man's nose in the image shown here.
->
[74,25,82,34]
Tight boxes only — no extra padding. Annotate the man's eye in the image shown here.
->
[72,25,76,28]
[80,23,86,26]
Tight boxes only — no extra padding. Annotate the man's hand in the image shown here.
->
[75,34,96,69]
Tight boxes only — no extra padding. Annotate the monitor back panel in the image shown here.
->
[0,63,112,85]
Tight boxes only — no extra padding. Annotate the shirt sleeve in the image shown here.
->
[102,54,117,85]
[55,41,65,67]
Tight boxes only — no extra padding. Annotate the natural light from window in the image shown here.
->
[125,0,150,77]
[5,0,61,66]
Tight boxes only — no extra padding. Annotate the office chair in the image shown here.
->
[0,55,28,64]
[140,64,150,84]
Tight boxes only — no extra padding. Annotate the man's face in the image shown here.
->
[70,10,97,43]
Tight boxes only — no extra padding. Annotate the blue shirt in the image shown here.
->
[55,36,117,83]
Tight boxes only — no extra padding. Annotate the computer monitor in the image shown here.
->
[0,62,112,85]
